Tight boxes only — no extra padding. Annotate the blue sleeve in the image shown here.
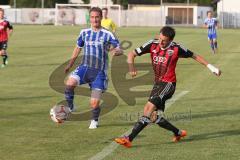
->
[77,30,85,48]
[108,34,120,48]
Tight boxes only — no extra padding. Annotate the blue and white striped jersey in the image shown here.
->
[204,18,218,35]
[77,28,120,71]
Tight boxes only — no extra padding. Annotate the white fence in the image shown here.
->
[4,8,240,28]
[5,9,55,24]
[219,12,240,28]
[4,8,165,26]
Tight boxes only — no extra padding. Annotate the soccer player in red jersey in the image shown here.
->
[0,8,13,68]
[115,26,221,148]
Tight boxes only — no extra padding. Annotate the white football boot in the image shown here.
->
[89,120,99,129]
[69,104,76,112]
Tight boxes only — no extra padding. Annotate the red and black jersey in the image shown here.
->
[135,39,193,83]
[0,20,13,42]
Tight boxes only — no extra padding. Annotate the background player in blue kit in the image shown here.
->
[204,11,218,54]
[64,7,123,129]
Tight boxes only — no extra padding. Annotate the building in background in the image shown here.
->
[126,2,211,27]
[163,3,211,26]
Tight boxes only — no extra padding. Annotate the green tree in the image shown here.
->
[0,0,10,5]
[9,0,68,8]
[82,0,90,4]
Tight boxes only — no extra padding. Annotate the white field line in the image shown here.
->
[88,90,189,160]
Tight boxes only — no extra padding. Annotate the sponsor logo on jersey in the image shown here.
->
[99,37,104,42]
[167,50,174,56]
[153,56,167,64]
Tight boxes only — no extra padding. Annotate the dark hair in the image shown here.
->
[89,7,102,17]
[0,8,4,12]
[160,26,175,40]
[207,11,212,15]
[102,8,108,11]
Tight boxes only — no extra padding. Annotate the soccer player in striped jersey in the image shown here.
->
[0,8,13,68]
[115,26,221,148]
[204,11,218,54]
[64,7,123,129]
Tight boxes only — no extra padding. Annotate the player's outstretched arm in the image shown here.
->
[192,53,221,76]
[128,51,138,77]
[64,46,81,73]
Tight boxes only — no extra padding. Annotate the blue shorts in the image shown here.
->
[70,65,108,91]
[208,33,217,40]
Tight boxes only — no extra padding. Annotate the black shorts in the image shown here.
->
[0,41,8,50]
[148,82,176,111]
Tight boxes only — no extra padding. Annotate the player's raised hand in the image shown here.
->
[207,64,221,76]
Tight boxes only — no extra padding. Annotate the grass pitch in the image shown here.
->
[0,25,239,160]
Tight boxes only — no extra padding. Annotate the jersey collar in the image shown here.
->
[160,42,173,50]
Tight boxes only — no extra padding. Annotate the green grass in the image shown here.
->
[0,25,240,160]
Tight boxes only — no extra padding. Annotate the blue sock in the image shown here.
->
[92,107,101,121]
[210,42,214,51]
[211,42,214,50]
[65,87,74,109]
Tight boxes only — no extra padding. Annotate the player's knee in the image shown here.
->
[65,77,78,87]
[143,102,156,117]
[1,50,6,55]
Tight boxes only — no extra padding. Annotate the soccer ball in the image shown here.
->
[50,105,71,123]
